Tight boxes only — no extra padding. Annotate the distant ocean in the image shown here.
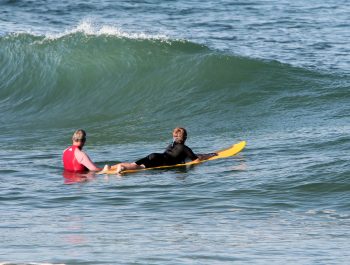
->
[1,1,349,264]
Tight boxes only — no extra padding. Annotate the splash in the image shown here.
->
[47,20,172,42]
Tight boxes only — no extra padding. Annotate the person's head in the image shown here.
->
[72,129,86,148]
[172,127,187,144]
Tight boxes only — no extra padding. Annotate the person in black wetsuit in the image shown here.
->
[106,127,217,174]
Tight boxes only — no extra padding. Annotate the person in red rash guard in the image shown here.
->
[62,129,103,172]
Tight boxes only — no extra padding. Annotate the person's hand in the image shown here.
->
[102,164,110,172]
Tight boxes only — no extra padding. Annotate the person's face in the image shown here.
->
[173,134,186,143]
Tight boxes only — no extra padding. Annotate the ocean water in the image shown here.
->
[0,0,350,264]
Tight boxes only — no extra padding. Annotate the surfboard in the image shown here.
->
[98,140,246,175]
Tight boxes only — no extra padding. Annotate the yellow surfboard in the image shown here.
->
[98,141,246,175]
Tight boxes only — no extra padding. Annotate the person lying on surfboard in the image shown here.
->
[104,127,217,174]
[63,129,104,172]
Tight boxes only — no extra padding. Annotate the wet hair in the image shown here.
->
[72,129,86,142]
[172,127,187,143]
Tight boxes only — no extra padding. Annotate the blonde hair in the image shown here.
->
[72,129,86,142]
[172,127,187,143]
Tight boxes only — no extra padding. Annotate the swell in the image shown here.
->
[0,33,349,135]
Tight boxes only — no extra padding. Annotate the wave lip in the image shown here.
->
[20,20,174,42]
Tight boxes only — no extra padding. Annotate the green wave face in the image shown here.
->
[1,33,348,144]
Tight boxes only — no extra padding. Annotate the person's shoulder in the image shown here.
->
[181,144,194,151]
[184,144,196,152]
[63,145,74,153]
[74,147,88,157]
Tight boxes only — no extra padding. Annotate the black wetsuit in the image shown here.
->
[135,142,198,168]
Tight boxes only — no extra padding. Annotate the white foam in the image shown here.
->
[46,19,171,42]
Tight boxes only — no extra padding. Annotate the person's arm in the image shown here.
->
[184,146,217,162]
[183,145,199,161]
[196,153,217,161]
[75,148,102,171]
